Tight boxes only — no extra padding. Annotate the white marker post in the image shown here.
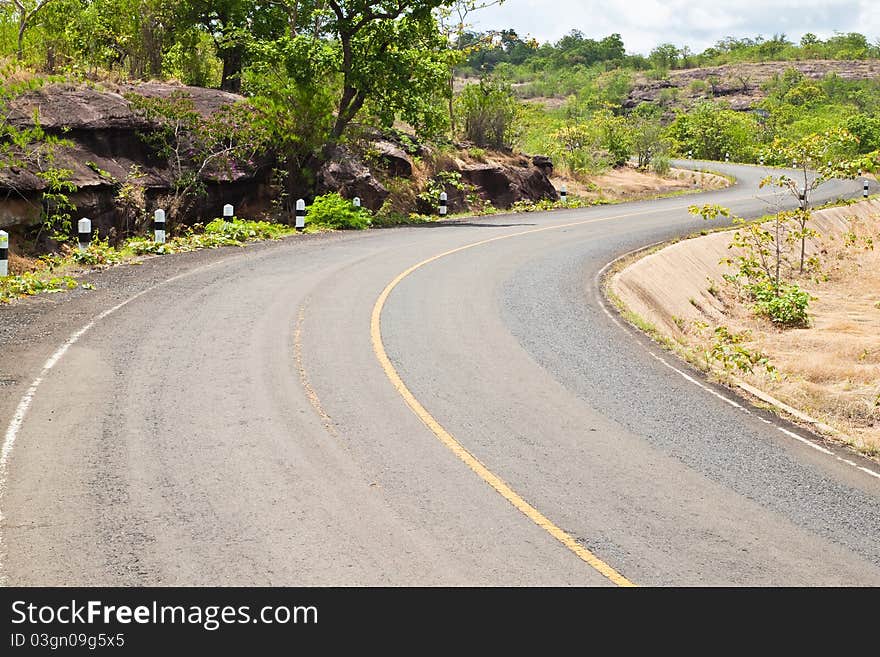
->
[78,218,92,253]
[725,153,730,162]
[560,185,567,204]
[223,204,234,221]
[353,197,361,209]
[0,230,8,277]
[295,199,306,232]
[153,209,166,244]
[439,192,447,216]
[865,180,870,199]
[688,150,693,160]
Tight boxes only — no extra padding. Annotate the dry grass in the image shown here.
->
[552,166,728,203]
[614,199,880,457]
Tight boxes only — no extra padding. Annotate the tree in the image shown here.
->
[456,77,518,149]
[591,107,632,166]
[323,1,453,141]
[436,0,503,138]
[2,0,60,60]
[649,43,678,72]
[667,101,759,161]
[240,0,455,203]
[629,103,665,169]
[758,128,860,271]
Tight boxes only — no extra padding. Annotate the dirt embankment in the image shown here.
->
[612,199,880,456]
[552,167,729,203]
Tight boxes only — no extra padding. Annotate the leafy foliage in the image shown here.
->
[456,78,520,149]
[0,271,78,303]
[707,326,777,375]
[305,192,372,230]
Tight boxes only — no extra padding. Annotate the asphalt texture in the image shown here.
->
[1,162,879,586]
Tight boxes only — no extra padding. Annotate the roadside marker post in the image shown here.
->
[296,199,306,231]
[865,180,870,199]
[78,218,92,253]
[560,185,567,204]
[0,230,8,277]
[223,204,234,221]
[725,152,730,162]
[688,150,693,159]
[353,197,361,208]
[153,209,166,244]
[439,191,447,216]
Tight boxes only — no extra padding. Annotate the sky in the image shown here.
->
[470,0,880,55]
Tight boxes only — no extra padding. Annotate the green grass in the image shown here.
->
[0,218,299,303]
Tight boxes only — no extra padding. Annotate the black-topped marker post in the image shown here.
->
[0,230,8,277]
[153,209,166,244]
[296,199,306,232]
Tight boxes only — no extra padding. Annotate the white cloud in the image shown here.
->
[470,0,878,54]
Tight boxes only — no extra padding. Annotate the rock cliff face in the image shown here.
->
[0,82,271,235]
[1,82,559,237]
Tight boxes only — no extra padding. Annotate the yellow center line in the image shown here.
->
[368,209,671,587]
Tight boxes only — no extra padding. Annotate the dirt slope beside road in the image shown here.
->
[613,198,880,456]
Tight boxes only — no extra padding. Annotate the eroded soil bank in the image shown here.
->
[612,198,880,456]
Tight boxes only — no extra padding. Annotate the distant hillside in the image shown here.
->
[623,60,880,112]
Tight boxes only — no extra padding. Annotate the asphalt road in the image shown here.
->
[2,162,879,586]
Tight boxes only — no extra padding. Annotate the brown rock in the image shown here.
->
[317,147,389,210]
[459,161,558,209]
[373,140,414,177]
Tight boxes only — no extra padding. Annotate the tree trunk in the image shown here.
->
[220,46,243,93]
[448,72,455,139]
[17,22,25,61]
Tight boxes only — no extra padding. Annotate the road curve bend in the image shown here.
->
[1,162,878,586]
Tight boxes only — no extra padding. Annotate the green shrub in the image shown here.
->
[457,79,521,150]
[651,154,671,176]
[749,280,811,327]
[70,238,124,267]
[708,326,777,376]
[204,217,291,241]
[0,272,78,303]
[307,193,372,230]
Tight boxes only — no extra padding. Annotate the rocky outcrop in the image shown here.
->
[316,147,389,210]
[373,140,414,178]
[459,160,558,209]
[0,82,560,236]
[532,155,554,176]
[623,59,880,111]
[0,82,272,236]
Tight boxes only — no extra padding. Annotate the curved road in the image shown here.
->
[1,163,879,586]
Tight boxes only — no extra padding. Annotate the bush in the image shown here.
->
[69,238,124,267]
[457,79,520,150]
[307,193,372,230]
[0,272,78,303]
[749,280,811,327]
[651,153,671,176]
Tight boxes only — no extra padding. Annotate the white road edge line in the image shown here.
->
[595,248,880,482]
[0,257,233,585]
